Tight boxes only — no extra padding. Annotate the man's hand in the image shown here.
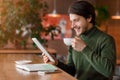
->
[42,53,58,65]
[71,37,86,52]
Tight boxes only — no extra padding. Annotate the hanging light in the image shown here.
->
[111,0,120,19]
[48,0,61,17]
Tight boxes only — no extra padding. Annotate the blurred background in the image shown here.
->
[0,0,120,62]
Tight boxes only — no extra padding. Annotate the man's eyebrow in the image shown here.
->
[73,18,80,21]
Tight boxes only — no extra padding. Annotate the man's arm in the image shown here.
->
[57,46,76,76]
[82,36,116,77]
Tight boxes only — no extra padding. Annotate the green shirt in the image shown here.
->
[57,27,116,80]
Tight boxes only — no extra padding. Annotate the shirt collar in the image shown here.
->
[80,26,97,39]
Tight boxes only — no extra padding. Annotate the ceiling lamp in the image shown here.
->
[111,0,120,19]
[48,0,61,17]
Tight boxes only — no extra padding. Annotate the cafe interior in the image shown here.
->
[0,0,120,80]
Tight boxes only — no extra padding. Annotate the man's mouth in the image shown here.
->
[74,27,81,31]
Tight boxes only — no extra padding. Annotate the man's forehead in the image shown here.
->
[69,14,81,20]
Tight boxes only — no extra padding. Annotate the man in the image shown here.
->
[43,1,116,80]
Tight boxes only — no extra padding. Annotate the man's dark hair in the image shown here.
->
[68,1,96,25]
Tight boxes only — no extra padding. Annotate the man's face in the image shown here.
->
[69,14,90,36]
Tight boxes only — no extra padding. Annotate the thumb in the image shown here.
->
[75,36,80,40]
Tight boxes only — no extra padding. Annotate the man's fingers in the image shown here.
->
[42,53,45,56]
[43,55,49,63]
[75,36,81,41]
[42,53,49,63]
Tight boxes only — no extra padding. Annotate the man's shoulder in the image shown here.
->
[97,29,114,41]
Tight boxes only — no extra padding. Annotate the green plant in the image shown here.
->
[95,6,110,27]
[0,0,48,47]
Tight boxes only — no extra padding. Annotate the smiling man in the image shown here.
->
[42,1,116,80]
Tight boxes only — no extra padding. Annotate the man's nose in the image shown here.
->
[71,22,75,29]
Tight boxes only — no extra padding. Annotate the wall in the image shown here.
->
[45,0,75,14]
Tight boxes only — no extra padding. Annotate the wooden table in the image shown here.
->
[0,53,77,80]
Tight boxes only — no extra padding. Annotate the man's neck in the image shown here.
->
[87,23,93,31]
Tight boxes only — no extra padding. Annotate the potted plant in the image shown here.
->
[95,6,110,32]
[0,0,48,48]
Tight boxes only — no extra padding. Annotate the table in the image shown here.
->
[0,53,77,80]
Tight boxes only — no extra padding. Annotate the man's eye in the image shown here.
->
[77,18,80,21]
[75,18,80,22]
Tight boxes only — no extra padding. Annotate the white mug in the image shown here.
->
[63,38,74,46]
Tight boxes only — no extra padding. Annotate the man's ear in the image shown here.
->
[87,16,92,22]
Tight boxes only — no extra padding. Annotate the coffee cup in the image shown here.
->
[63,38,74,46]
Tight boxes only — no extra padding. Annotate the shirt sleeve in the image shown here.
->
[81,36,116,78]
[57,46,76,76]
